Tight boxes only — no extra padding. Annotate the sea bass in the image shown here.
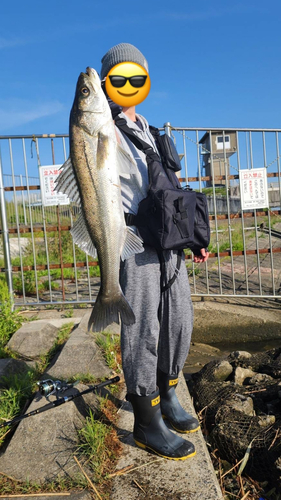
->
[56,67,143,332]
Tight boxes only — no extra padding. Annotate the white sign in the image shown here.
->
[39,165,70,206]
[239,168,268,211]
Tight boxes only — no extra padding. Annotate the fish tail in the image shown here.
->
[88,288,135,332]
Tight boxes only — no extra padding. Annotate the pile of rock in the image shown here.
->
[189,349,281,486]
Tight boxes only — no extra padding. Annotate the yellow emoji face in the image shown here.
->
[105,62,150,107]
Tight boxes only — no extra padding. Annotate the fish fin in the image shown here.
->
[70,213,97,259]
[116,143,138,175]
[121,227,144,261]
[55,157,81,205]
[88,287,135,332]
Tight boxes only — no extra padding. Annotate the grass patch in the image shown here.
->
[186,262,201,276]
[62,306,74,318]
[200,187,227,196]
[0,475,88,496]
[77,404,122,485]
[69,373,99,385]
[96,333,121,372]
[39,280,60,292]
[0,370,37,445]
[0,279,24,356]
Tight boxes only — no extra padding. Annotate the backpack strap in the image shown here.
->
[157,250,182,294]
[114,115,160,162]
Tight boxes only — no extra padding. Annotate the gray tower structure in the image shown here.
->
[199,131,237,187]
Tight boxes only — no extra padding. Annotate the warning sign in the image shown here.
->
[239,168,268,211]
[39,165,70,206]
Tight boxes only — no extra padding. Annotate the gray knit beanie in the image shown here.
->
[100,43,149,80]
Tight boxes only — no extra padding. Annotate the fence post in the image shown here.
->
[164,122,172,137]
[0,147,14,306]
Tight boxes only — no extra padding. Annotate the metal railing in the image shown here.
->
[0,126,281,308]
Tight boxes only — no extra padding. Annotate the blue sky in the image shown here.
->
[1,0,281,136]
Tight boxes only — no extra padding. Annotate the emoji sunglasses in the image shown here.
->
[108,75,147,88]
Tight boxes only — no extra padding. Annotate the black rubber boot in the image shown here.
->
[127,389,196,460]
[157,369,200,433]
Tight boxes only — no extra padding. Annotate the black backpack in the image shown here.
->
[115,116,210,254]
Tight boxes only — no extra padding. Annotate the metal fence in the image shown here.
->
[0,126,281,308]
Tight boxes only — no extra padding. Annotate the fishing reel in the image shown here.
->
[37,379,78,400]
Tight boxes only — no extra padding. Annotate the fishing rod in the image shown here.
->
[0,376,120,429]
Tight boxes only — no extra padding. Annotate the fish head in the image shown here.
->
[71,67,111,135]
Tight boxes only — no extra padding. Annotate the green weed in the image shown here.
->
[89,265,100,277]
[62,307,74,318]
[40,280,60,292]
[13,271,36,296]
[200,187,227,196]
[96,334,121,372]
[77,407,121,483]
[0,279,24,351]
[186,262,201,276]
[0,475,87,496]
[69,373,98,385]
[0,371,37,444]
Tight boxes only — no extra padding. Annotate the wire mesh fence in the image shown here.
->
[0,127,281,308]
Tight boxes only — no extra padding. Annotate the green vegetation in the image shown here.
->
[77,400,121,486]
[186,262,201,276]
[207,218,269,255]
[62,306,74,318]
[96,333,121,372]
[0,475,87,497]
[0,320,74,445]
[78,410,113,481]
[1,229,101,298]
[199,187,227,196]
[0,371,37,444]
[0,279,24,356]
[0,200,101,299]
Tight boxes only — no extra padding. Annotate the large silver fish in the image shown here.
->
[56,67,143,332]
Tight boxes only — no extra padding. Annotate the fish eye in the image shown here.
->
[81,87,89,95]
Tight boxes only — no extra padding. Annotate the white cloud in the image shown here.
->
[0,37,26,49]
[0,99,64,132]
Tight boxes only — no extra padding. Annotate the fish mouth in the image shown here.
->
[117,90,139,97]
[83,67,99,80]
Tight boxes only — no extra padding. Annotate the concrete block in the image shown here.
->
[0,384,99,483]
[46,326,111,379]
[0,358,30,387]
[7,322,59,359]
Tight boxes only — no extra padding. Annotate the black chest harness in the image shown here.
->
[115,115,210,291]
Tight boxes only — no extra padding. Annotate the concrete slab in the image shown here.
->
[34,317,82,328]
[46,311,111,380]
[0,384,99,483]
[192,300,281,343]
[7,322,59,359]
[111,372,223,500]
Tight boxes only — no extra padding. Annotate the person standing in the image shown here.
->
[100,43,209,460]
